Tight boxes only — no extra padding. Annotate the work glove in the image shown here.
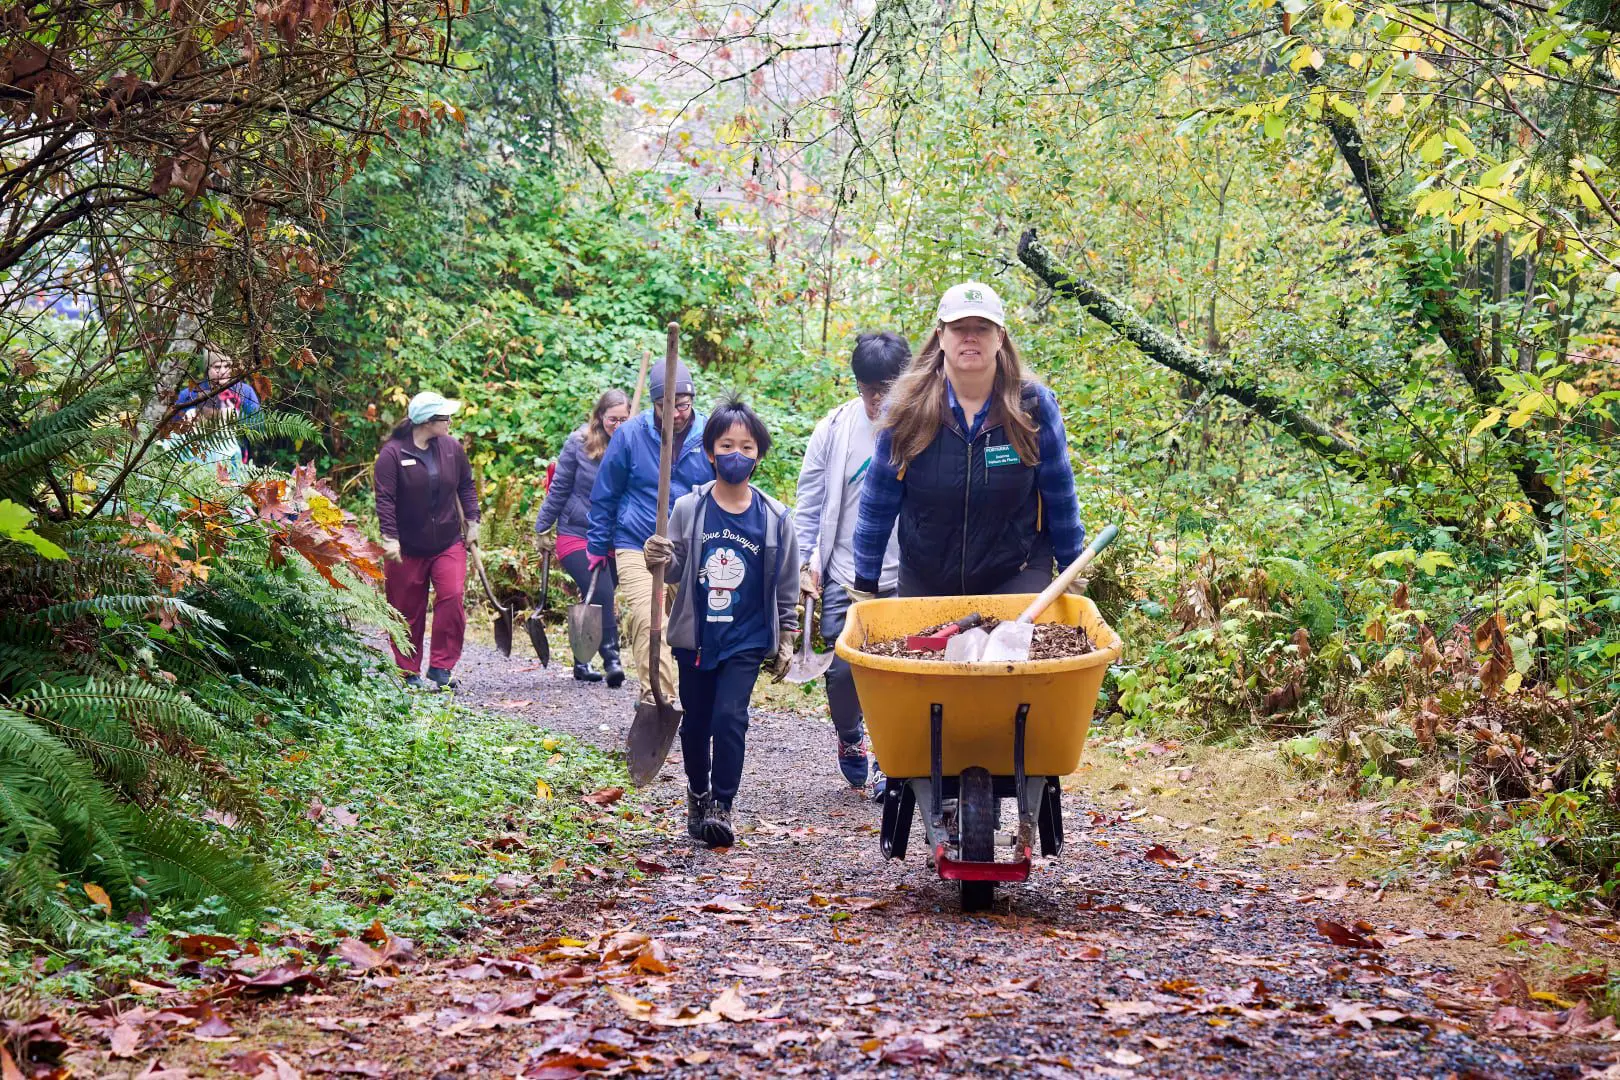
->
[845,585,877,604]
[799,562,820,598]
[588,553,610,572]
[463,520,481,548]
[1066,576,1089,596]
[771,630,798,682]
[534,530,555,554]
[381,537,402,562]
[642,533,674,571]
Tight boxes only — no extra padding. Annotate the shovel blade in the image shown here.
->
[526,613,550,666]
[784,648,836,685]
[627,699,684,786]
[980,621,1033,663]
[567,603,604,662]
[493,611,513,657]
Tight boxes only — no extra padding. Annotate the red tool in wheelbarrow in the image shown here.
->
[834,526,1123,911]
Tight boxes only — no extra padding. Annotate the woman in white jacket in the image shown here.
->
[793,331,910,789]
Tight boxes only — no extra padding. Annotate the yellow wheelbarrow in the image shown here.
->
[835,594,1122,911]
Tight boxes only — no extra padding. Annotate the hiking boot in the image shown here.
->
[404,673,438,692]
[602,646,625,689]
[700,801,734,849]
[838,735,870,789]
[426,666,459,690]
[573,662,603,683]
[686,787,710,840]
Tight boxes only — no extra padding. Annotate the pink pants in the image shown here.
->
[384,541,467,673]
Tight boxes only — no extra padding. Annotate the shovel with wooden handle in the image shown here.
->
[525,546,552,666]
[456,501,514,658]
[783,591,837,684]
[979,524,1119,663]
[468,541,514,658]
[566,565,604,664]
[625,324,686,787]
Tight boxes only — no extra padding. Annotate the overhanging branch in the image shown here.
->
[1016,228,1373,482]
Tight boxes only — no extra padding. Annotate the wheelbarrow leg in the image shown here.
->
[880,781,914,860]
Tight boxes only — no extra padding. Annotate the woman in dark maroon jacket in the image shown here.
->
[375,391,480,690]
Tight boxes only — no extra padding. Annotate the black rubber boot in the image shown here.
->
[573,662,603,683]
[601,644,625,689]
[686,787,710,840]
[701,801,735,849]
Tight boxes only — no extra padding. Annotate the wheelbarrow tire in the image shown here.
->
[958,767,996,913]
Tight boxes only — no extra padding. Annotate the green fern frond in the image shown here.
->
[126,809,273,918]
[27,594,221,632]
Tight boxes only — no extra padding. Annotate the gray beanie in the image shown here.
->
[650,360,695,398]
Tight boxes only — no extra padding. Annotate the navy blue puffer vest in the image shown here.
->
[897,384,1044,595]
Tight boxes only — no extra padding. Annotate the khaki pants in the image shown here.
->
[615,549,676,705]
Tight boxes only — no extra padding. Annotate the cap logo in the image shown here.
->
[963,288,984,302]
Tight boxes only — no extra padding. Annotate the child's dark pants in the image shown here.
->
[677,650,765,807]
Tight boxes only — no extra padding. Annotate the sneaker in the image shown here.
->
[837,736,870,789]
[700,802,734,849]
[403,673,438,692]
[869,768,888,803]
[686,787,710,841]
[426,666,459,690]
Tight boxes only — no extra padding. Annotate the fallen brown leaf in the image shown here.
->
[1313,917,1383,950]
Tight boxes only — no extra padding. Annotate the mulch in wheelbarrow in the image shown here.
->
[861,616,1093,661]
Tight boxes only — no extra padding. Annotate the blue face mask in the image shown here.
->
[714,451,757,484]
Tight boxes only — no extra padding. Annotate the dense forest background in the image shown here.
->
[3,0,1619,975]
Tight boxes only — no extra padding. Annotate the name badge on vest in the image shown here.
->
[984,444,1020,468]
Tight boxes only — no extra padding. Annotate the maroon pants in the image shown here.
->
[384,541,467,674]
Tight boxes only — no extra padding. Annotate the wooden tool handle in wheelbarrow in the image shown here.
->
[647,323,681,710]
[1013,523,1120,625]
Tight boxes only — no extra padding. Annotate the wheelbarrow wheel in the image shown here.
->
[958,767,996,913]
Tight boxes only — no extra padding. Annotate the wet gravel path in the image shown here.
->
[184,639,1605,1079]
[436,641,1596,1079]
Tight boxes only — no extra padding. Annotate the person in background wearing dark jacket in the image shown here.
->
[535,389,630,685]
[587,361,715,706]
[849,282,1086,601]
[375,391,481,691]
[174,348,262,474]
[642,396,799,848]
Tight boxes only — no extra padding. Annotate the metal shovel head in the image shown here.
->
[526,612,550,666]
[784,645,835,685]
[567,601,603,662]
[627,697,683,787]
[492,608,513,658]
[980,620,1034,663]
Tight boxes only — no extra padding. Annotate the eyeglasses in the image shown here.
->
[604,415,627,428]
[431,415,452,423]
[659,398,695,415]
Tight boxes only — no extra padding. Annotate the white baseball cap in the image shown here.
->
[936,281,1006,327]
[407,391,461,424]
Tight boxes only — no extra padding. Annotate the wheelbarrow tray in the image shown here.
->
[834,594,1122,779]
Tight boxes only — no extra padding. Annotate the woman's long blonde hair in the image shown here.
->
[879,324,1042,471]
[582,389,629,460]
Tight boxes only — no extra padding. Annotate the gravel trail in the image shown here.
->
[197,639,1608,1078]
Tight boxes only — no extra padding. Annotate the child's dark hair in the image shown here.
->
[702,394,772,459]
[850,330,911,385]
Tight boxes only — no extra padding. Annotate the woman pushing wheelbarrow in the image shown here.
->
[838,282,1121,911]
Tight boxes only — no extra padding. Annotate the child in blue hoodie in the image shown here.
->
[642,396,799,847]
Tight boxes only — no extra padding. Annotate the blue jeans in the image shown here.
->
[677,650,764,806]
[821,581,896,744]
